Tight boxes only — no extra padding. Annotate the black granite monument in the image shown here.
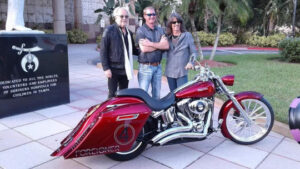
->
[0,34,70,117]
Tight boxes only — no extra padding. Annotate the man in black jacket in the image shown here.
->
[100,7,139,98]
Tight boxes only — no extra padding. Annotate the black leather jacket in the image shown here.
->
[100,24,139,71]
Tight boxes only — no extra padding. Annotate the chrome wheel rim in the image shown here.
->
[226,99,272,142]
[116,128,144,155]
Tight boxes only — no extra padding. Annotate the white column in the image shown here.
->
[74,0,82,29]
[52,0,66,34]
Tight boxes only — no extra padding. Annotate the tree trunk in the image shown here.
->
[268,14,275,34]
[190,15,204,60]
[204,5,209,33]
[209,14,222,61]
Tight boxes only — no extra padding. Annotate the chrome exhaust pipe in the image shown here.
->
[155,109,212,145]
[157,132,206,145]
[151,113,193,143]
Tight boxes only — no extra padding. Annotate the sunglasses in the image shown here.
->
[145,13,156,17]
[171,21,182,24]
[118,15,129,19]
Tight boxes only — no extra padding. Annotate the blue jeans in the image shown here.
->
[167,75,188,92]
[138,64,162,99]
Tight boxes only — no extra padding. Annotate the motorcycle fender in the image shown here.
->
[218,91,263,138]
[51,97,152,159]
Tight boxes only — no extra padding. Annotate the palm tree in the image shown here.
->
[94,0,121,24]
[262,0,293,35]
[209,0,252,60]
[134,0,153,17]
[134,0,176,26]
[152,0,178,26]
[179,0,220,60]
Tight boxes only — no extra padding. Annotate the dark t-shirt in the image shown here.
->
[136,24,166,63]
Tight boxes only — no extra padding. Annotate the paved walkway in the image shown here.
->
[0,44,299,169]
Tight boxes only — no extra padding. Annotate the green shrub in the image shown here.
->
[96,34,102,48]
[245,34,285,47]
[236,32,252,44]
[279,38,300,63]
[67,29,88,44]
[266,34,286,47]
[218,32,236,46]
[197,31,215,46]
[197,31,236,46]
[245,35,264,46]
[96,35,102,44]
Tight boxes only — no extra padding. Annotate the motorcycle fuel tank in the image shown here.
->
[51,97,152,159]
[175,81,215,98]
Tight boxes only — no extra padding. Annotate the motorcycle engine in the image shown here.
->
[177,98,212,132]
[188,100,209,115]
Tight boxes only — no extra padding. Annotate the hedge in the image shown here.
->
[67,29,88,44]
[245,34,286,47]
[96,34,102,48]
[279,38,300,63]
[197,31,236,46]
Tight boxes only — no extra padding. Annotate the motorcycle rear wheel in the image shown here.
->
[105,124,149,161]
[222,97,274,145]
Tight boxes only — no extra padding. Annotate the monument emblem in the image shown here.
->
[12,43,42,72]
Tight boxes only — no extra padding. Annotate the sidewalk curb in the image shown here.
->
[272,120,292,138]
[97,63,292,139]
[247,47,279,51]
[201,46,279,51]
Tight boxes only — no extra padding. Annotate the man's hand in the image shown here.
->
[140,36,167,47]
[104,69,112,78]
[139,39,156,53]
[159,35,168,48]
[139,35,169,53]
[139,39,153,47]
[185,63,194,70]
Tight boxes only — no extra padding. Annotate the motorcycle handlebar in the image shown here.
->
[194,65,202,71]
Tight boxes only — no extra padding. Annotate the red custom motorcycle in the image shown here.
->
[52,65,274,161]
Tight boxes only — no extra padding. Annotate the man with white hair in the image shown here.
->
[100,7,139,98]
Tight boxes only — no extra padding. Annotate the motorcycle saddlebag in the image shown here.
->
[51,97,152,158]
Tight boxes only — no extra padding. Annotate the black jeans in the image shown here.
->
[107,73,128,98]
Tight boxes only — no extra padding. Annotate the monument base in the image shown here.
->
[0,33,69,117]
[0,30,45,34]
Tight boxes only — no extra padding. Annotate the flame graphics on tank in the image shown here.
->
[12,43,42,73]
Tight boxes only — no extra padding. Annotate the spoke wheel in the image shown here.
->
[106,125,149,161]
[223,98,274,145]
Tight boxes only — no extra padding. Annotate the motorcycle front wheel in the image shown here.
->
[222,97,274,145]
[105,124,149,161]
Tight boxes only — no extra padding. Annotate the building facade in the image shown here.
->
[0,0,137,40]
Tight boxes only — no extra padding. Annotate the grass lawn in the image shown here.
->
[134,54,300,123]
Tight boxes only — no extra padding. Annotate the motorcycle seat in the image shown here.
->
[116,88,175,111]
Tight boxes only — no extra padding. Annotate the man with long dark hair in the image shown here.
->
[165,13,197,91]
